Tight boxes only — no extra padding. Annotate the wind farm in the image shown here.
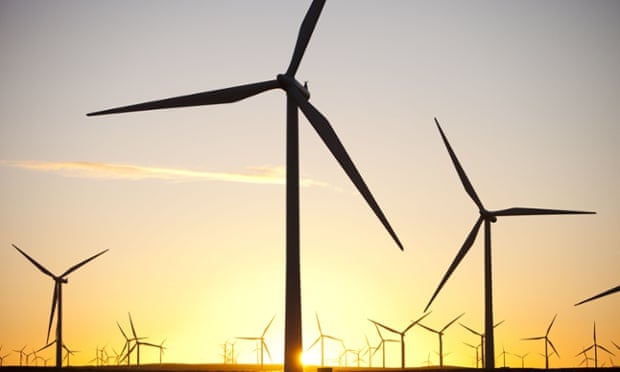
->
[1,0,619,370]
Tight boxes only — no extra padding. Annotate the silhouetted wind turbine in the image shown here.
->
[460,320,503,368]
[237,315,275,368]
[497,345,510,367]
[576,322,615,368]
[424,118,594,369]
[12,244,108,368]
[126,312,160,366]
[87,3,403,371]
[369,312,430,368]
[510,352,529,368]
[306,312,342,367]
[575,284,620,306]
[418,312,464,367]
[463,342,481,368]
[371,323,399,368]
[364,335,376,368]
[13,346,26,367]
[522,314,560,369]
[0,346,10,367]
[62,344,77,367]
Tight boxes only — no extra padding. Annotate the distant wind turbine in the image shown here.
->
[0,346,10,367]
[125,312,161,366]
[237,315,275,368]
[497,345,510,367]
[460,320,504,368]
[369,312,430,368]
[13,346,26,367]
[87,3,404,371]
[117,320,143,366]
[371,323,399,368]
[575,284,620,306]
[306,312,342,367]
[418,312,464,367]
[463,342,481,368]
[62,344,78,367]
[510,352,529,368]
[424,118,594,369]
[522,314,560,369]
[12,244,108,368]
[575,322,615,368]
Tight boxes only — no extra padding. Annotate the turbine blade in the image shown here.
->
[87,80,280,116]
[12,244,56,279]
[599,345,615,356]
[546,314,558,336]
[575,284,620,306]
[47,283,59,343]
[263,341,273,362]
[494,319,505,328]
[324,335,342,342]
[417,323,437,334]
[37,341,55,353]
[61,249,109,277]
[434,118,484,211]
[128,313,138,339]
[117,322,128,340]
[425,217,483,312]
[460,323,482,336]
[521,336,545,341]
[404,312,432,333]
[441,312,466,332]
[315,312,323,334]
[263,315,276,337]
[236,337,260,341]
[286,0,326,76]
[306,337,320,352]
[292,89,403,250]
[547,339,560,358]
[368,319,399,335]
[612,340,620,350]
[492,207,595,217]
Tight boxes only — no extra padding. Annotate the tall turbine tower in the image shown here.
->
[87,3,403,372]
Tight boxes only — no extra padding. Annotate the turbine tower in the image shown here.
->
[368,312,429,368]
[13,244,108,368]
[87,4,404,372]
[522,314,560,369]
[424,118,595,368]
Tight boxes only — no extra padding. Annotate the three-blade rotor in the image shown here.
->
[87,0,403,252]
[425,119,594,312]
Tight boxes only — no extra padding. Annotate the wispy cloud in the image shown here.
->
[1,160,329,187]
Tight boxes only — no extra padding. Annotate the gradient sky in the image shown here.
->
[1,0,619,368]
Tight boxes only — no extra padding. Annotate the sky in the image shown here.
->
[1,0,619,368]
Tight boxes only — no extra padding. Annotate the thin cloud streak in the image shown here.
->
[1,160,329,188]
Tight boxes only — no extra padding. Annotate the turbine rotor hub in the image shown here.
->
[277,74,310,100]
[480,210,498,223]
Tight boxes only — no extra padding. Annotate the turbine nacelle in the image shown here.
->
[480,211,497,223]
[277,74,310,100]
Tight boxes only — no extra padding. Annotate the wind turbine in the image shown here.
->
[117,321,139,366]
[62,344,78,367]
[0,346,10,367]
[306,312,342,367]
[463,342,481,368]
[418,312,464,367]
[460,320,504,368]
[575,322,615,368]
[156,339,166,364]
[237,315,275,368]
[510,352,529,368]
[497,345,510,368]
[126,312,160,366]
[364,335,376,367]
[575,284,620,306]
[371,323,399,368]
[87,3,404,371]
[522,314,560,369]
[12,244,108,368]
[424,118,594,369]
[13,346,26,367]
[369,312,430,368]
